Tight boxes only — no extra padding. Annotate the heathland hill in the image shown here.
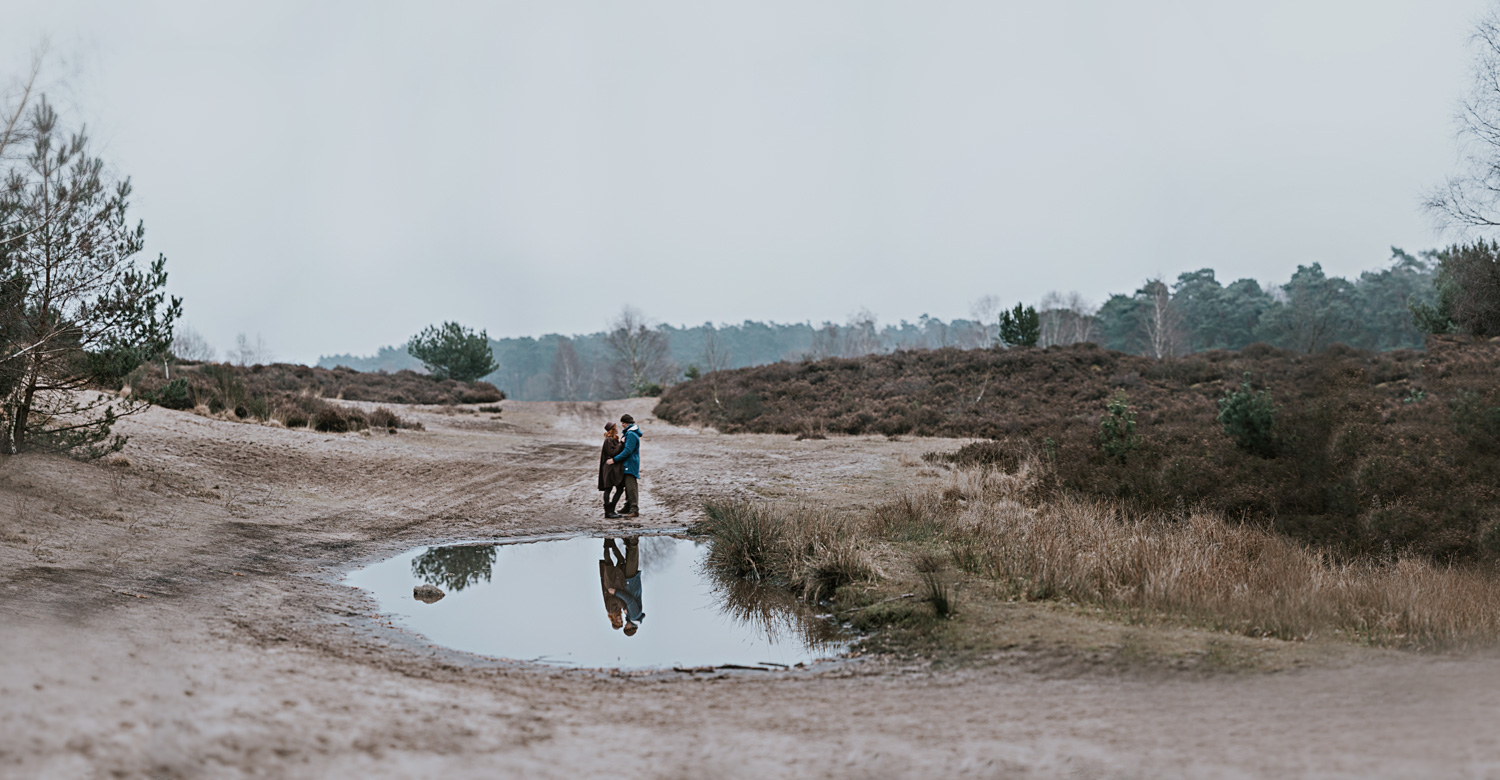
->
[656,338,1500,560]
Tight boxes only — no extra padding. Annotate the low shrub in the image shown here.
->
[923,440,1016,470]
[343,408,369,432]
[146,378,194,410]
[368,406,423,431]
[245,395,270,421]
[1218,373,1278,457]
[312,406,348,433]
[128,361,503,415]
[1452,391,1500,448]
[126,361,492,432]
[1098,391,1141,462]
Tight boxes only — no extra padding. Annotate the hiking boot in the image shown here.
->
[623,510,640,518]
[605,511,623,519]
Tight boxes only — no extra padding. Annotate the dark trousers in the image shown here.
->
[604,485,625,515]
[622,474,639,514]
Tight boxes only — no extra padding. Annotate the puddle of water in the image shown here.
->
[345,535,850,670]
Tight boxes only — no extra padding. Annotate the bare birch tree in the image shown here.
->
[231,333,272,366]
[808,322,840,360]
[1062,291,1098,344]
[1136,278,1183,359]
[844,308,882,357]
[0,53,43,163]
[1039,291,1099,347]
[604,306,672,396]
[1427,10,1500,230]
[171,324,216,362]
[549,337,583,401]
[1037,291,1065,347]
[968,294,1001,348]
[699,326,730,410]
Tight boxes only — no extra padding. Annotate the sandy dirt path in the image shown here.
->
[3,400,1500,779]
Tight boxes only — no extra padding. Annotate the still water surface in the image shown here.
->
[345,535,849,669]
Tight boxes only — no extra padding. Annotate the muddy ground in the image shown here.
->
[3,399,1500,779]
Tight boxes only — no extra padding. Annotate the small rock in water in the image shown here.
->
[413,584,445,603]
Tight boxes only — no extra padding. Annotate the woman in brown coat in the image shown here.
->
[599,422,626,519]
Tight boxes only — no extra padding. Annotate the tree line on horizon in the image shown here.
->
[321,247,1461,402]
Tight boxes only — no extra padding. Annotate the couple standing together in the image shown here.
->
[598,413,642,519]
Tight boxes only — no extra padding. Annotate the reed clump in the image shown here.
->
[700,499,876,602]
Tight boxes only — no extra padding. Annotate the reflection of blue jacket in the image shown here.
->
[620,573,644,623]
[617,425,643,478]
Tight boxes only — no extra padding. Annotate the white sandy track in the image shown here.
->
[2,400,1499,779]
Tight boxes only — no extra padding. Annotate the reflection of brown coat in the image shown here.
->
[600,559,627,617]
[599,438,625,491]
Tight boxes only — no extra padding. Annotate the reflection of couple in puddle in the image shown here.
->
[599,537,644,635]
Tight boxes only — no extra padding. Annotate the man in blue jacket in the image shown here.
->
[606,414,643,518]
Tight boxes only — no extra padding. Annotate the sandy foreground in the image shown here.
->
[3,399,1500,779]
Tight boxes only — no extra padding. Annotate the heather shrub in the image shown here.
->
[659,339,1500,561]
[728,392,763,424]
[313,405,349,433]
[368,407,397,430]
[923,440,1016,471]
[343,407,369,432]
[129,361,503,412]
[1451,391,1500,447]
[367,406,422,431]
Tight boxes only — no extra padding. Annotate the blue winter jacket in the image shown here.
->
[616,425,643,477]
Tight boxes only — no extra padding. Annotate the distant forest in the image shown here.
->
[319,249,1439,401]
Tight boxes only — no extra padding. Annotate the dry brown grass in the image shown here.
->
[703,457,1500,651]
[892,460,1500,649]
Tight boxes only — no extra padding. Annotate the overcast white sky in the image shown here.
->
[2,1,1490,364]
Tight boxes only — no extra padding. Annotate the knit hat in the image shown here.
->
[620,414,635,425]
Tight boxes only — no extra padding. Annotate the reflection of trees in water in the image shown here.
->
[411,544,497,592]
[705,566,847,651]
[636,535,680,573]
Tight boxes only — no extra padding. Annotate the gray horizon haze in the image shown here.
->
[2,1,1488,364]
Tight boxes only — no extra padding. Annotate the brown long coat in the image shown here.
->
[599,437,625,491]
[600,559,627,619]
